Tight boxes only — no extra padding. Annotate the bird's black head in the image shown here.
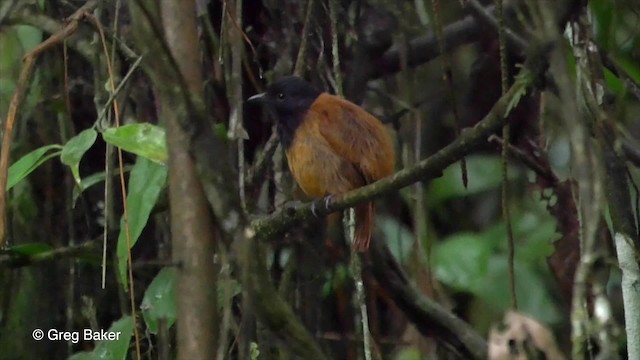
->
[247,76,323,148]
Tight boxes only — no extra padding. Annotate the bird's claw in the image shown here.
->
[311,195,334,217]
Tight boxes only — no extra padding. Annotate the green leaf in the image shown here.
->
[142,267,177,334]
[428,155,520,205]
[590,0,614,49]
[475,256,561,324]
[4,243,52,256]
[379,215,414,264]
[89,316,134,360]
[250,342,260,360]
[433,233,491,294]
[394,347,421,360]
[67,316,134,360]
[117,157,168,288]
[7,144,63,190]
[61,129,98,185]
[15,25,42,52]
[67,352,93,360]
[102,123,168,164]
[434,226,560,324]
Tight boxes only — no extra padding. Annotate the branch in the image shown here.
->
[5,4,138,62]
[463,0,528,50]
[369,240,487,359]
[252,75,526,240]
[372,12,481,78]
[0,0,98,248]
[0,238,100,269]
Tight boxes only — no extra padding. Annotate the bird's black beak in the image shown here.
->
[247,93,266,104]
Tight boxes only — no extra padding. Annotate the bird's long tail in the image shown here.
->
[354,201,375,251]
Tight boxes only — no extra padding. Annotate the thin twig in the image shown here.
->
[0,0,98,248]
[87,13,142,360]
[495,0,518,310]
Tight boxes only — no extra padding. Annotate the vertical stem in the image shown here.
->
[294,0,315,77]
[495,0,517,310]
[329,0,343,96]
[346,210,372,360]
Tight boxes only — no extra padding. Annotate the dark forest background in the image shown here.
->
[1,0,639,359]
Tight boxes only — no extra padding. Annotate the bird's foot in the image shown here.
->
[311,195,335,217]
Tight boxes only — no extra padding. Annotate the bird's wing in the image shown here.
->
[312,94,393,182]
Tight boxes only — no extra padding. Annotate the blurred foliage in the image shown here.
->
[116,157,167,287]
[0,0,639,359]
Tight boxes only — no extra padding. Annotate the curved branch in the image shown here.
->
[369,240,487,359]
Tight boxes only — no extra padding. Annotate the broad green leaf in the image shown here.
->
[61,129,97,185]
[142,267,177,334]
[428,155,520,205]
[117,157,168,287]
[4,243,52,256]
[433,233,491,294]
[67,316,134,360]
[475,256,561,324]
[7,144,63,190]
[102,123,167,164]
[89,316,134,360]
[15,25,42,52]
[67,352,93,360]
[434,227,560,324]
[379,215,414,264]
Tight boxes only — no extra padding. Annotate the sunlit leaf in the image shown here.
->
[117,157,168,288]
[102,123,167,164]
[7,144,63,190]
[15,25,43,52]
[142,267,177,334]
[61,129,98,185]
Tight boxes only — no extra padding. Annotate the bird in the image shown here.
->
[248,76,395,251]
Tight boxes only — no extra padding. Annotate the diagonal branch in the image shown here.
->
[369,240,487,359]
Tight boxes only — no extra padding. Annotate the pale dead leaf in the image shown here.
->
[489,311,566,360]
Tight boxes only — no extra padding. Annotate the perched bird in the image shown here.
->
[248,76,395,251]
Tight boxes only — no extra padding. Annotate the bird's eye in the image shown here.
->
[277,93,285,100]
